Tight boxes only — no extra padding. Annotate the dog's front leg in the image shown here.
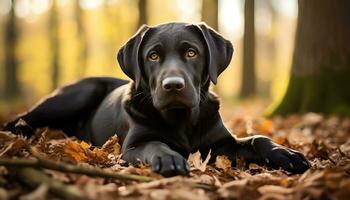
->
[206,117,311,174]
[122,140,190,177]
[234,135,311,174]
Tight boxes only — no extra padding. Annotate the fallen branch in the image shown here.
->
[0,158,153,182]
[123,176,214,193]
[15,167,85,200]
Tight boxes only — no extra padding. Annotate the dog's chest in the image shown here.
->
[165,124,203,156]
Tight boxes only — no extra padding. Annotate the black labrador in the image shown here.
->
[3,22,310,177]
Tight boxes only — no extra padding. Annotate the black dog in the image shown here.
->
[3,22,310,177]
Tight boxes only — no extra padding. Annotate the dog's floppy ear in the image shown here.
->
[117,25,150,88]
[196,23,233,84]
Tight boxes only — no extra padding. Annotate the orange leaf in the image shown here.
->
[63,140,88,162]
[80,141,91,150]
[92,147,108,159]
[254,119,274,135]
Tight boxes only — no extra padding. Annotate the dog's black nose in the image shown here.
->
[162,77,185,91]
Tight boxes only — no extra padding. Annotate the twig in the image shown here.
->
[15,167,85,200]
[0,158,153,182]
[124,176,214,191]
[191,182,215,190]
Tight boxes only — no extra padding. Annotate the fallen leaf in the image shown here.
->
[302,113,324,126]
[80,141,91,149]
[215,155,232,171]
[254,119,274,135]
[339,141,350,158]
[101,135,121,155]
[0,135,27,157]
[63,140,88,162]
[188,150,211,172]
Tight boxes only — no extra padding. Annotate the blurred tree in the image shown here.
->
[75,0,88,77]
[201,0,218,30]
[50,0,60,89]
[240,0,256,98]
[3,0,20,99]
[201,0,219,94]
[257,0,277,97]
[138,0,147,28]
[270,0,350,116]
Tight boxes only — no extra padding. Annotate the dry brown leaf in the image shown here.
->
[90,147,109,163]
[63,140,88,162]
[339,141,350,158]
[0,135,27,157]
[101,135,121,155]
[215,155,232,171]
[188,150,211,172]
[302,113,324,126]
[1,112,350,200]
[196,174,215,185]
[0,131,17,143]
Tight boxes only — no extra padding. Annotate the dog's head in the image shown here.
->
[118,22,233,112]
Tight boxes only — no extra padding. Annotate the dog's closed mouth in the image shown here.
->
[160,102,189,111]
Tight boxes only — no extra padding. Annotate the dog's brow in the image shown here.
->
[178,40,202,51]
[180,40,201,46]
[144,43,163,54]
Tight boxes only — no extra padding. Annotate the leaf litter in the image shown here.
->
[0,112,349,199]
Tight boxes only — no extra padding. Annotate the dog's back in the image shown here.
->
[3,77,129,140]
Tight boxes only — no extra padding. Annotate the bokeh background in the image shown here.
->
[0,0,300,116]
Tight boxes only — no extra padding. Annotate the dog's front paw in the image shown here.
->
[151,154,190,177]
[252,137,311,174]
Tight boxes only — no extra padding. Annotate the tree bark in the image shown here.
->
[138,0,147,28]
[269,0,350,116]
[75,0,88,78]
[50,0,60,89]
[240,0,256,98]
[201,0,218,31]
[3,0,20,99]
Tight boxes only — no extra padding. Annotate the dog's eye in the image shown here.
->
[148,52,160,61]
[186,49,197,58]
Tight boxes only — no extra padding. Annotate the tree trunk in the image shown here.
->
[269,0,350,116]
[75,0,88,78]
[3,0,20,99]
[240,0,256,98]
[201,0,218,31]
[50,0,60,89]
[138,0,147,28]
[201,0,220,94]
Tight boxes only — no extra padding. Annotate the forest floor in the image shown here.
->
[0,102,349,200]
